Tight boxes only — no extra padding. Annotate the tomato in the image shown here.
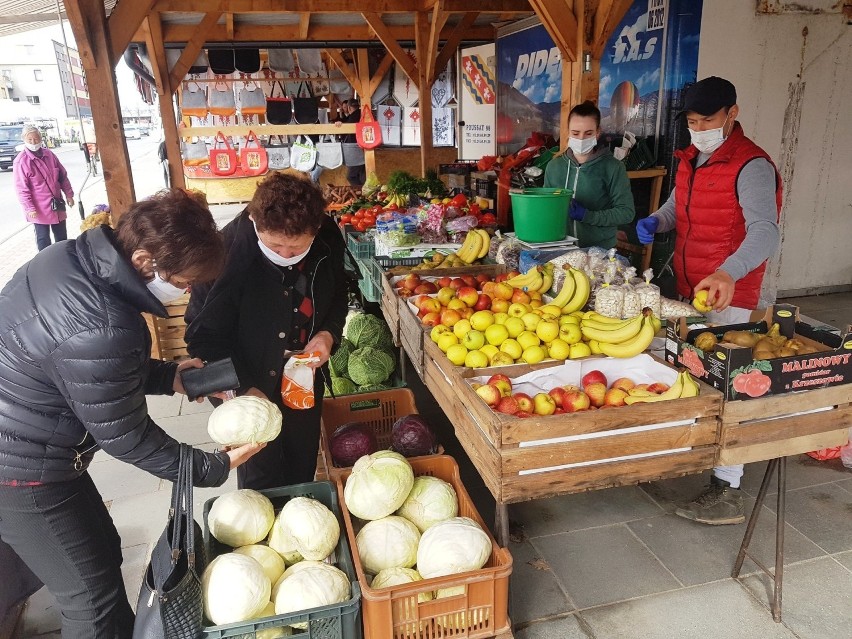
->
[354,210,365,220]
[480,213,497,225]
[468,203,481,215]
[451,193,468,207]
[339,214,353,224]
[386,203,399,211]
[354,221,368,232]
[370,204,384,215]
[363,214,376,226]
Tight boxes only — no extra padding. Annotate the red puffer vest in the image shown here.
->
[673,123,782,309]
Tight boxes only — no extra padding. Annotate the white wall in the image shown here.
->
[698,1,852,297]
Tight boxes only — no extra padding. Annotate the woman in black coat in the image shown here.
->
[0,190,263,638]
[186,173,348,490]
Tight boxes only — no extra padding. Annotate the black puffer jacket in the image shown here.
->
[0,227,230,485]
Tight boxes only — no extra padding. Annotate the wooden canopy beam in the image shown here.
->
[414,11,434,177]
[152,0,531,12]
[298,13,310,39]
[431,11,477,83]
[424,0,448,85]
[591,0,632,58]
[527,0,578,62]
[225,13,234,39]
[64,0,135,218]
[325,49,363,96]
[108,0,157,65]
[368,53,394,98]
[168,9,222,92]
[362,13,419,82]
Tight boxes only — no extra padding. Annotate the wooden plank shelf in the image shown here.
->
[183,124,356,137]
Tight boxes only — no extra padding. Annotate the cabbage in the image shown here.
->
[240,602,293,639]
[273,563,351,629]
[329,338,355,378]
[331,376,357,396]
[273,560,327,599]
[208,490,275,547]
[348,347,395,386]
[267,519,303,565]
[395,476,458,532]
[357,384,390,393]
[370,567,433,602]
[416,517,491,579]
[235,545,286,584]
[208,395,282,446]
[202,553,271,625]
[345,313,393,349]
[391,415,437,457]
[272,497,340,561]
[343,451,414,520]
[355,516,420,574]
[330,422,378,467]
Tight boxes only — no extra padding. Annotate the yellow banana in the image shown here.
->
[538,272,553,294]
[561,268,591,315]
[650,315,662,333]
[506,267,540,288]
[624,371,686,404]
[585,311,636,325]
[679,372,700,398]
[475,229,491,259]
[549,272,576,308]
[522,271,544,292]
[463,232,483,264]
[580,314,645,343]
[587,339,603,354]
[581,315,644,332]
[598,315,655,358]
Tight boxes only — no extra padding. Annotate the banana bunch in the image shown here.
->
[384,193,409,208]
[548,267,590,313]
[580,309,657,358]
[454,229,491,264]
[505,264,554,293]
[624,371,700,404]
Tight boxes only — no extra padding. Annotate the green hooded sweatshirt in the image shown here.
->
[543,146,635,249]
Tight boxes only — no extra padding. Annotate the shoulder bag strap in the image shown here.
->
[182,444,197,570]
[29,156,60,200]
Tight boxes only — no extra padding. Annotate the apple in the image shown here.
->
[504,316,525,338]
[584,382,607,407]
[398,288,414,299]
[547,338,571,360]
[538,305,562,319]
[604,388,629,407]
[457,286,479,307]
[480,344,499,361]
[548,387,568,408]
[496,395,520,415]
[462,329,486,351]
[490,352,515,366]
[633,384,650,391]
[562,390,591,412]
[493,312,509,325]
[494,273,508,283]
[484,323,510,346]
[430,324,452,343]
[402,274,421,291]
[582,370,608,388]
[521,312,541,332]
[461,275,477,288]
[513,393,534,413]
[460,307,474,320]
[436,286,456,307]
[558,323,583,345]
[470,310,495,332]
[421,311,441,327]
[440,309,462,328]
[522,345,548,365]
[487,374,512,393]
[499,339,523,360]
[494,282,514,301]
[528,290,542,301]
[490,298,510,313]
[481,281,498,298]
[516,331,541,351]
[568,342,592,359]
[474,294,492,312]
[475,382,502,407]
[453,319,472,339]
[447,298,467,311]
[647,382,671,394]
[475,274,491,285]
[533,393,557,416]
[562,384,582,393]
[449,277,466,290]
[507,270,521,279]
[437,332,460,353]
[437,276,452,289]
[529,300,543,309]
[414,282,438,295]
[511,289,531,305]
[507,303,528,318]
[417,308,429,319]
[445,344,468,366]
[610,377,636,392]
[559,314,580,326]
[465,349,489,368]
[536,319,560,343]
[553,408,565,415]
[419,297,441,314]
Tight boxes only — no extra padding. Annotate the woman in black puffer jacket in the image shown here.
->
[0,190,263,638]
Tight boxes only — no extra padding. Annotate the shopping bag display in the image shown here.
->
[292,81,319,124]
[329,68,353,100]
[208,82,236,118]
[209,132,238,176]
[316,135,343,169]
[265,136,290,170]
[290,135,317,172]
[268,48,296,74]
[239,130,268,176]
[295,49,323,75]
[379,103,401,147]
[355,106,382,149]
[208,49,235,75]
[342,142,365,167]
[180,83,208,118]
[234,48,261,74]
[239,81,266,119]
[265,81,292,125]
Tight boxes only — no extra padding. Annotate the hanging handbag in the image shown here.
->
[316,134,343,169]
[180,83,208,118]
[295,49,323,76]
[267,48,296,74]
[182,139,209,166]
[239,130,268,176]
[265,135,290,170]
[132,445,204,639]
[292,81,319,124]
[208,81,236,118]
[166,49,209,77]
[265,81,292,125]
[234,48,261,74]
[239,80,266,118]
[311,77,330,97]
[342,142,365,167]
[209,132,238,176]
[208,49,235,75]
[290,135,317,172]
[329,68,353,100]
[355,106,382,149]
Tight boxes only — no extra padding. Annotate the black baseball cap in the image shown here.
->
[679,76,737,116]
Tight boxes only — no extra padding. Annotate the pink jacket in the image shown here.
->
[13,148,73,225]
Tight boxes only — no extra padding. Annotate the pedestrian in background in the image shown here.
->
[13,125,75,251]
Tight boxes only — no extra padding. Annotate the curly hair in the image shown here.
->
[248,172,327,236]
[115,189,225,283]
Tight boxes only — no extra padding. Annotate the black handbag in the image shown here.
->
[234,48,261,74]
[292,81,319,124]
[265,81,292,125]
[133,445,205,639]
[180,358,240,402]
[208,49,236,75]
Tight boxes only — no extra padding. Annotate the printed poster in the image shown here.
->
[458,43,496,160]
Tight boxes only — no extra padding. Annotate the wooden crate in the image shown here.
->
[145,294,191,361]
[421,338,723,504]
[397,296,429,380]
[717,383,852,465]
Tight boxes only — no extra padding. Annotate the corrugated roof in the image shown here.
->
[0,0,117,38]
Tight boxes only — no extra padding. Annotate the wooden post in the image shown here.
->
[356,49,376,178]
[415,12,434,177]
[64,0,135,219]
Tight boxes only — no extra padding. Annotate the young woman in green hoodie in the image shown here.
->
[543,101,635,249]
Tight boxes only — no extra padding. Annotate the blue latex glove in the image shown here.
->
[569,200,587,222]
[636,216,659,244]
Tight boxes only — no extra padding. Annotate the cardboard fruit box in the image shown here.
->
[665,304,852,401]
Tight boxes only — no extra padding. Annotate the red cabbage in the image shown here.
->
[391,414,437,457]
[329,422,378,467]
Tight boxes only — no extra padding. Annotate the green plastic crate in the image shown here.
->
[201,481,362,639]
[347,232,375,262]
[356,259,381,303]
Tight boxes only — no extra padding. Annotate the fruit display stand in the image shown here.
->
[421,338,724,546]
[336,455,513,639]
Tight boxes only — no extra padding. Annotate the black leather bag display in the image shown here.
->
[133,445,205,639]
[180,358,240,401]
[265,81,292,125]
[292,81,319,124]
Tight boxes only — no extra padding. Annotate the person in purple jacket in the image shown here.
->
[13,125,75,251]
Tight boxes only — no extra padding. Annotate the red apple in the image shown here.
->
[421,312,441,327]
[494,273,508,283]
[457,286,479,307]
[481,281,498,298]
[490,298,509,313]
[460,308,474,320]
[511,289,531,305]
[496,396,519,415]
[402,274,422,291]
[647,382,671,394]
[604,388,629,407]
[513,393,534,413]
[584,382,607,408]
[437,276,452,289]
[414,282,438,295]
[474,294,492,311]
[475,383,502,407]
[461,275,477,288]
[553,407,565,415]
[610,377,635,392]
[548,387,568,408]
[449,277,466,290]
[398,288,413,299]
[419,298,441,314]
[507,270,521,279]
[475,274,491,284]
[487,374,512,397]
[582,370,608,388]
[440,309,463,327]
[563,390,591,412]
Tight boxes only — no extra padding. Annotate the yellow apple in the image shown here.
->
[430,324,452,343]
[536,319,560,343]
[558,323,582,345]
[485,323,510,346]
[453,319,472,339]
[588,339,603,354]
[568,342,592,359]
[559,314,580,326]
[462,329,486,351]
[516,330,541,350]
[436,287,456,307]
[447,298,467,311]
[493,312,509,325]
[547,338,571,360]
[538,305,562,318]
[499,339,523,360]
[521,312,541,332]
[529,300,543,309]
[504,316,525,338]
[445,343,468,366]
[470,310,495,332]
[437,332,460,353]
[480,344,500,361]
[507,303,527,318]
[490,352,515,366]
[522,345,548,365]
[465,349,489,368]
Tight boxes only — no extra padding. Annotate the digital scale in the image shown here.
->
[501,232,579,250]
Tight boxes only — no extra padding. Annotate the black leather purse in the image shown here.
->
[133,444,205,639]
[180,358,240,401]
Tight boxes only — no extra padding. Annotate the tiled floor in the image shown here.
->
[7,294,852,638]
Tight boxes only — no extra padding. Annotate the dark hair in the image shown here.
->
[115,189,224,283]
[248,172,327,236]
[568,100,601,128]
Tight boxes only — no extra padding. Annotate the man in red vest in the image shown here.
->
[637,76,782,525]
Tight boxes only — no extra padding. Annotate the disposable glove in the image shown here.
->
[636,216,659,244]
[569,200,587,222]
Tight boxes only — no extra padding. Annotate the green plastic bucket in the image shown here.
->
[510,188,572,242]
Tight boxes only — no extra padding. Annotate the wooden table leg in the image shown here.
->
[494,501,510,548]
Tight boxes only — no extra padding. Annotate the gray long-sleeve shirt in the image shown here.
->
[652,153,780,282]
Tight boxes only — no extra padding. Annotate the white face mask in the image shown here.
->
[146,272,187,304]
[252,219,313,267]
[689,115,729,154]
[568,136,597,156]
[24,142,41,152]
